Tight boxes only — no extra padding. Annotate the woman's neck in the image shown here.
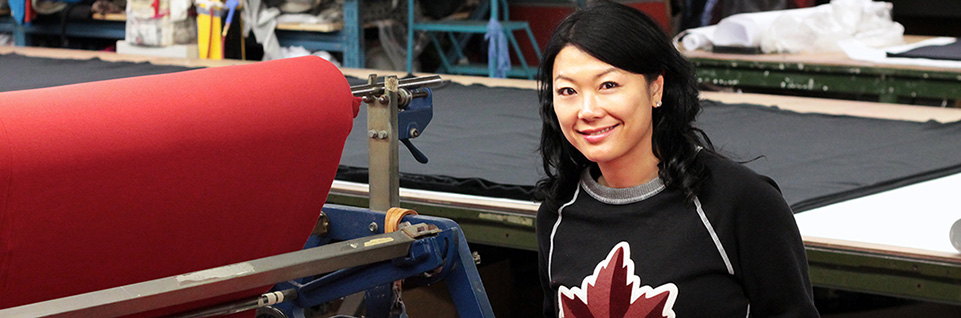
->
[597,154,660,188]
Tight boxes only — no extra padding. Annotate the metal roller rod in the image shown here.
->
[171,289,297,318]
[0,226,435,318]
[351,75,443,97]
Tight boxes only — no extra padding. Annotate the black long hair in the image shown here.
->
[535,0,713,207]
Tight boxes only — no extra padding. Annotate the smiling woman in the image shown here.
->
[551,46,663,188]
[534,1,820,317]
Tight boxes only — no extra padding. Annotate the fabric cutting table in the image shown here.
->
[682,35,961,106]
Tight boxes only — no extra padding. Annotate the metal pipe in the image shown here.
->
[172,289,297,318]
[351,75,443,97]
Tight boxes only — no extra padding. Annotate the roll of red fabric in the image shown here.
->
[0,56,355,315]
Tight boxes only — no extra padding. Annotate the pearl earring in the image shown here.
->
[655,101,663,108]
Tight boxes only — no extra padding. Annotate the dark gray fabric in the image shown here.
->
[338,79,961,212]
[339,78,545,193]
[887,39,961,61]
[696,100,961,211]
[0,53,197,92]
[6,53,961,213]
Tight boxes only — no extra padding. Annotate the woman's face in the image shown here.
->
[552,45,663,167]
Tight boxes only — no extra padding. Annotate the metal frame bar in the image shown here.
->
[366,75,401,212]
[807,245,961,305]
[689,57,961,105]
[0,229,425,318]
[326,187,538,252]
[341,0,363,68]
[19,20,125,39]
[0,16,124,46]
[446,32,466,63]
[406,0,540,79]
[504,29,532,79]
[428,32,455,74]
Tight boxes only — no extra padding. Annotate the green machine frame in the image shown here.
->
[686,54,961,106]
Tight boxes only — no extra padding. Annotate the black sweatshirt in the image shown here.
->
[537,151,819,317]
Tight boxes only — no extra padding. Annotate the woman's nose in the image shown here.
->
[577,95,602,120]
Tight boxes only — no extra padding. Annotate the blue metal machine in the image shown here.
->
[253,74,493,318]
[264,205,493,318]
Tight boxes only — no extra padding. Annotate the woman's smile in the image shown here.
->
[578,124,619,143]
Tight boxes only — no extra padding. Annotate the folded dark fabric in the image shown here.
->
[887,38,961,61]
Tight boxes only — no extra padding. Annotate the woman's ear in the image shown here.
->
[651,75,665,107]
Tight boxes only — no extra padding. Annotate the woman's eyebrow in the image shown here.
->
[593,67,619,80]
[554,67,619,83]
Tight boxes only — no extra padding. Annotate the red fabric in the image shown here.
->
[24,0,32,23]
[511,1,670,65]
[791,0,815,8]
[0,56,355,314]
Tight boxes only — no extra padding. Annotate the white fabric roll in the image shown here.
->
[713,7,818,47]
[951,219,961,253]
[680,26,717,51]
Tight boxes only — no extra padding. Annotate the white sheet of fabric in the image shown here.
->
[242,0,282,60]
[839,37,961,69]
[278,46,341,67]
[676,6,818,50]
[275,7,341,24]
[280,45,312,58]
[170,0,191,20]
[276,14,325,24]
[760,0,903,53]
[952,219,961,253]
[795,171,961,255]
[374,19,420,72]
[679,25,717,52]
[679,1,904,54]
[712,7,818,47]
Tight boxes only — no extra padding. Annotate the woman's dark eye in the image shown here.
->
[600,82,619,89]
[557,87,575,96]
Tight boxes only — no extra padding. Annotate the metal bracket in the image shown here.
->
[351,74,442,212]
[366,74,401,212]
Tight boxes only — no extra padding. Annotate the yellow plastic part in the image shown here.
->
[385,207,418,233]
[197,2,224,60]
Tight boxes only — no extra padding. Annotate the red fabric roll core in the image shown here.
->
[0,56,355,314]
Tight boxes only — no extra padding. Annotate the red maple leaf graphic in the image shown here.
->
[558,242,677,318]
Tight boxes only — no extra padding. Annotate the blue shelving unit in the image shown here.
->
[1,0,365,68]
[275,0,363,68]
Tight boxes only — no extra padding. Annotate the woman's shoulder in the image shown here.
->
[695,150,798,237]
[695,150,783,199]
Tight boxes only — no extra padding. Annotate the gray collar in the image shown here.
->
[580,168,666,205]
